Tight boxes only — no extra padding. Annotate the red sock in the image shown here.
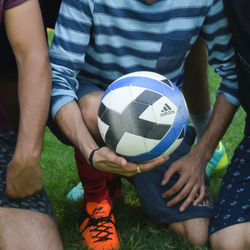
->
[74,148,113,207]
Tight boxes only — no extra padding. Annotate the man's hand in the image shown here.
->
[91,147,169,177]
[160,94,238,212]
[6,156,43,199]
[161,148,207,212]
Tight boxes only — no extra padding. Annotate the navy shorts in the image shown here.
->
[0,130,55,219]
[133,126,212,225]
[209,135,250,234]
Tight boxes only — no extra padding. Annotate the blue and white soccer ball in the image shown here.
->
[97,71,189,163]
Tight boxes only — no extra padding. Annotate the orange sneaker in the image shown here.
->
[79,200,120,250]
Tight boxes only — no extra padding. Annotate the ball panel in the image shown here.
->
[134,88,162,105]
[116,133,148,156]
[161,137,183,157]
[132,108,188,162]
[144,137,164,154]
[145,123,171,141]
[138,105,156,123]
[150,97,177,125]
[177,126,186,140]
[120,126,185,163]
[102,76,174,101]
[115,71,166,82]
[97,117,109,140]
[161,78,174,89]
[101,86,133,113]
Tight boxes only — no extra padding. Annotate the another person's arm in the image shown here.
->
[4,0,51,198]
[161,0,239,211]
[162,93,237,211]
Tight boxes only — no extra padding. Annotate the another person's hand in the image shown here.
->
[161,148,207,212]
[91,146,169,177]
[6,155,43,199]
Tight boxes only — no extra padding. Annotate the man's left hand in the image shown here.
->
[161,149,207,212]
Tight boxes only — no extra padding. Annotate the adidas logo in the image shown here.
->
[160,103,175,117]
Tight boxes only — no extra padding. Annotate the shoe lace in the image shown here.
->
[81,206,116,243]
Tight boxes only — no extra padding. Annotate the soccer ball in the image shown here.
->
[97,71,189,163]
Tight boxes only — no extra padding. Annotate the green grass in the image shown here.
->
[41,36,246,250]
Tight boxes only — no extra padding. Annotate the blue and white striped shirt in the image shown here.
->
[50,0,239,118]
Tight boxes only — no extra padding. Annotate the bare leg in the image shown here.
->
[170,218,209,247]
[183,37,211,115]
[78,90,104,145]
[183,37,212,141]
[0,207,63,250]
[210,222,250,250]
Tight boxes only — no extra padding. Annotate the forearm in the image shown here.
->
[14,54,51,162]
[55,101,98,160]
[192,93,238,162]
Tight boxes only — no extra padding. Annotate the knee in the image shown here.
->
[0,208,63,250]
[186,228,208,247]
[79,95,98,123]
[170,219,209,247]
[79,93,104,142]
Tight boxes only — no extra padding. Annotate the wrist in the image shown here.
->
[88,148,99,168]
[78,141,99,160]
[12,146,41,166]
[190,143,213,168]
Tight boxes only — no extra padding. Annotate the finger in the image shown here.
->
[116,164,147,177]
[95,151,128,169]
[138,163,156,173]
[161,164,178,186]
[123,164,142,176]
[193,185,206,206]
[94,163,122,174]
[162,176,186,198]
[103,166,135,177]
[105,153,127,167]
[123,157,166,174]
[165,181,194,207]
[149,156,169,166]
[94,161,135,176]
[120,164,143,177]
[98,147,126,166]
[116,156,127,167]
[179,185,200,212]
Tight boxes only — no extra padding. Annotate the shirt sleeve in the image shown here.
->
[49,0,93,119]
[200,0,239,106]
[5,0,28,10]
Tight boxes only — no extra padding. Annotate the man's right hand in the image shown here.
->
[6,156,43,199]
[90,146,169,177]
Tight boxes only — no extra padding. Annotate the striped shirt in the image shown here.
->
[50,0,239,118]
